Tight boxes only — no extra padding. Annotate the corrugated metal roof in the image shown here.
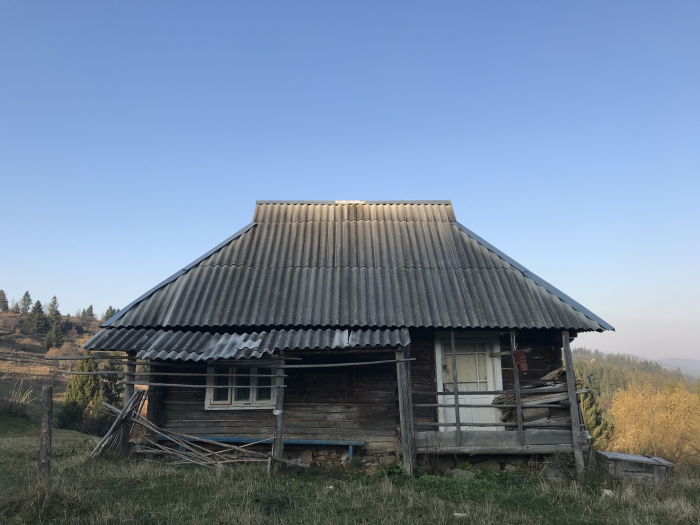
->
[84,327,410,361]
[100,201,611,332]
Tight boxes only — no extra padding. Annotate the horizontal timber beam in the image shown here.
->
[415,444,575,455]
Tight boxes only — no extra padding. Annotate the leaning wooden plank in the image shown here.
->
[125,412,308,468]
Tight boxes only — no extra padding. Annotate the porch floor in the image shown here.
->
[415,430,584,455]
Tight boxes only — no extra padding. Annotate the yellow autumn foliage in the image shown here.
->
[610,383,700,466]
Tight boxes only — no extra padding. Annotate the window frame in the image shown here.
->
[205,360,277,410]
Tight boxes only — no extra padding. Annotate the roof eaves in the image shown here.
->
[452,221,614,332]
[100,222,258,328]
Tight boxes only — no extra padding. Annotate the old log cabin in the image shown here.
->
[85,200,613,473]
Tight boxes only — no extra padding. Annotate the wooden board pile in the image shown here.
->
[492,368,574,425]
[89,391,146,457]
[92,397,307,469]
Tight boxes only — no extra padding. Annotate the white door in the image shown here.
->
[435,334,503,431]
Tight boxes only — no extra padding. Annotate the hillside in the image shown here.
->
[0,313,102,402]
[573,347,698,457]
[658,358,700,378]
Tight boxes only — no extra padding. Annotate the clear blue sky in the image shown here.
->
[1,2,698,360]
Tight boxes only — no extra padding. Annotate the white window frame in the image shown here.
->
[205,360,276,410]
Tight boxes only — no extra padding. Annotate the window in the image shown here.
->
[441,340,490,392]
[206,362,276,410]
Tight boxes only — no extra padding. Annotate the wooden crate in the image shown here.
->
[596,451,675,487]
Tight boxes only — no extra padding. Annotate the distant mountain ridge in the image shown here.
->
[657,358,700,378]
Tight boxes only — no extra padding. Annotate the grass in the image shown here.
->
[1,417,699,524]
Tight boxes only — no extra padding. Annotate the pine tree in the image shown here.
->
[44,296,64,348]
[20,291,32,314]
[0,290,8,313]
[84,305,94,319]
[23,300,49,334]
[47,296,60,322]
[10,300,20,314]
[44,319,64,349]
[102,305,117,321]
[57,357,123,433]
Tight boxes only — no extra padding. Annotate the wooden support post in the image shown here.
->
[39,385,53,485]
[395,345,416,475]
[450,331,462,446]
[562,330,585,480]
[510,331,525,446]
[272,352,285,469]
[120,353,136,455]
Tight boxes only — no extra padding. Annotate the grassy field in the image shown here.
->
[1,417,699,524]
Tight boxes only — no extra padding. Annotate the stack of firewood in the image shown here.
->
[492,368,576,424]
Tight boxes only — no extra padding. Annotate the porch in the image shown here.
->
[395,329,587,476]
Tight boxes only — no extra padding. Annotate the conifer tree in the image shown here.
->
[20,291,32,314]
[10,300,20,314]
[44,296,64,348]
[47,296,61,323]
[84,305,94,319]
[102,305,117,321]
[0,290,8,313]
[57,357,123,433]
[23,300,49,334]
[51,322,64,348]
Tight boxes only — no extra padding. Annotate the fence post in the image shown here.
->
[39,385,53,485]
[450,331,462,446]
[395,345,416,475]
[272,351,286,470]
[121,353,136,455]
[562,330,585,481]
[510,331,525,446]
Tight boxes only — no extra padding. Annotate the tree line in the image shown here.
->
[574,347,699,466]
[0,289,119,348]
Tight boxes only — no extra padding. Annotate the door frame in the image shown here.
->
[434,331,503,431]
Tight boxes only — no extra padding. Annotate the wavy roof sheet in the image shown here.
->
[99,200,611,332]
[84,327,410,361]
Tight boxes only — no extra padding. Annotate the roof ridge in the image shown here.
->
[195,262,519,271]
[255,200,453,205]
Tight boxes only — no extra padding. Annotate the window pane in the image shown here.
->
[457,342,476,354]
[456,353,477,381]
[213,366,229,402]
[235,367,251,401]
[257,367,272,401]
[477,353,487,381]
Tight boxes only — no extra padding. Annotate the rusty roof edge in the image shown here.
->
[99,222,258,329]
[452,221,614,332]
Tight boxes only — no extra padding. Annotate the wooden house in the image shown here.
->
[85,200,613,473]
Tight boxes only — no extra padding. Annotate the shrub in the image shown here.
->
[56,357,123,436]
[0,381,35,419]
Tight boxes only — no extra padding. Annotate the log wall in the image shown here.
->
[145,329,566,455]
[148,351,401,454]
